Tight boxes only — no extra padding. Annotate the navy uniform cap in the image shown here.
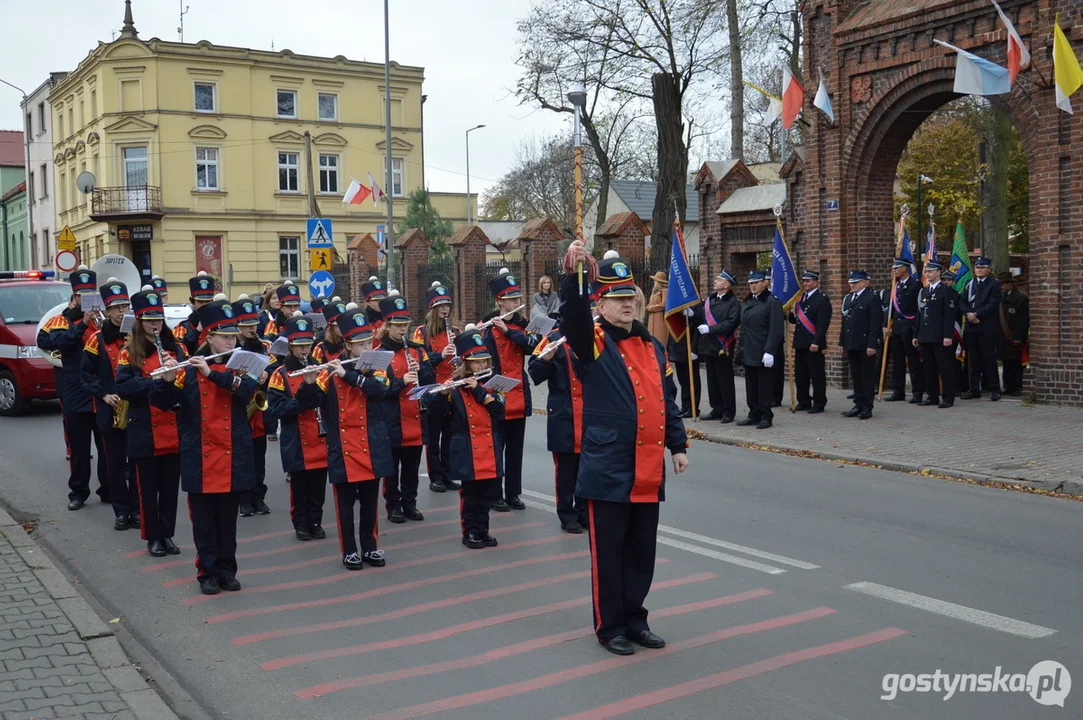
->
[974,256,991,267]
[592,253,637,297]
[892,258,910,268]
[379,294,411,324]
[131,290,165,319]
[455,327,492,360]
[489,270,523,300]
[942,270,957,282]
[426,282,453,308]
[188,273,216,300]
[100,280,130,308]
[196,300,239,335]
[848,270,870,282]
[337,309,375,342]
[311,296,327,313]
[276,284,302,305]
[323,302,347,325]
[150,276,168,291]
[282,315,315,345]
[362,277,387,301]
[925,259,943,270]
[231,298,259,326]
[70,267,97,295]
[716,270,736,285]
[747,270,767,283]
[801,270,820,281]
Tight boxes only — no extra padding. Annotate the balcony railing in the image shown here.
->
[90,185,164,220]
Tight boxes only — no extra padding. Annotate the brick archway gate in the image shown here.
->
[801,0,1082,403]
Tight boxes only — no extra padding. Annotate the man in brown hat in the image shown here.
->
[997,272,1029,395]
[645,271,669,345]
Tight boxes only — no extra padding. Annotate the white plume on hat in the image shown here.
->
[431,281,441,288]
[213,293,228,301]
[464,323,477,332]
[106,276,119,283]
[151,275,162,280]
[77,264,89,271]
[331,296,341,302]
[499,267,509,274]
[388,289,400,297]
[368,275,378,281]
[140,284,153,292]
[197,271,208,276]
[345,302,358,310]
[603,250,620,260]
[292,310,303,317]
[237,293,249,300]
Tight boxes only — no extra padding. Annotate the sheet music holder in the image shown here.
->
[525,315,557,336]
[304,312,327,329]
[483,374,522,394]
[354,349,395,372]
[269,337,290,356]
[226,349,272,376]
[80,293,105,312]
[119,314,135,334]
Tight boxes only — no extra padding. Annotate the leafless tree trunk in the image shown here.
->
[985,107,1012,273]
[650,72,688,271]
[727,0,744,159]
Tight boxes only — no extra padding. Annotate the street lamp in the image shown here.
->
[566,82,587,240]
[0,77,32,270]
[465,124,485,225]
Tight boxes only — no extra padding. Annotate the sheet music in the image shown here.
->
[80,293,105,312]
[525,315,556,336]
[269,337,290,356]
[483,374,522,394]
[354,350,395,372]
[226,349,272,376]
[305,312,328,329]
[119,314,135,334]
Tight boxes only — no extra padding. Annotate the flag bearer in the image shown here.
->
[697,270,741,422]
[412,282,461,493]
[788,270,832,413]
[914,261,958,409]
[233,295,274,517]
[960,257,1003,400]
[885,259,925,403]
[174,272,217,355]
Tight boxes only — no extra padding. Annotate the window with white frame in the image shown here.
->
[383,157,405,197]
[196,147,219,190]
[276,89,297,118]
[278,152,299,192]
[194,82,216,113]
[319,154,339,194]
[279,236,300,279]
[317,93,337,121]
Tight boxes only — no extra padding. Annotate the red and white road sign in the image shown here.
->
[55,250,78,272]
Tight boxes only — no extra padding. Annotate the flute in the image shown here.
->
[148,349,236,377]
[286,362,336,377]
[537,335,568,359]
[426,369,493,394]
[474,305,525,331]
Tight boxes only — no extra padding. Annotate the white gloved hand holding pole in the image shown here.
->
[697,324,710,335]
[762,353,774,368]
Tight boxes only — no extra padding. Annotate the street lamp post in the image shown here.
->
[567,82,587,240]
[916,174,932,262]
[0,77,32,270]
[382,0,396,291]
[465,124,485,225]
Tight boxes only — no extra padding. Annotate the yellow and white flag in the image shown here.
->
[1053,14,1083,113]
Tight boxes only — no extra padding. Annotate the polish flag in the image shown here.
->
[342,178,372,205]
[992,0,1030,84]
[368,173,387,205]
[781,65,803,130]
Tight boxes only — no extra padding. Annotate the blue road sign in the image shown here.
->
[309,270,335,298]
[376,224,385,247]
[307,218,334,248]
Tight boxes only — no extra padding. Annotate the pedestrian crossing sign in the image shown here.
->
[306,218,334,248]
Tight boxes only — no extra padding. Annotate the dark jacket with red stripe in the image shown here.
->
[174,311,207,356]
[37,307,97,414]
[376,336,435,448]
[528,329,584,454]
[311,339,344,364]
[149,354,257,493]
[81,321,129,430]
[268,356,330,473]
[423,383,505,481]
[482,313,536,420]
[559,274,687,503]
[116,336,186,458]
[317,366,395,484]
[239,335,276,439]
[412,324,461,384]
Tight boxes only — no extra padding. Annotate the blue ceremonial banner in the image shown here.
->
[900,229,917,278]
[664,220,700,341]
[770,226,800,311]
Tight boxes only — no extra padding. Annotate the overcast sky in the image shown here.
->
[0,0,569,199]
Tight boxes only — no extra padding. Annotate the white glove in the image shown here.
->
[697,324,710,335]
[683,307,695,317]
[762,353,775,368]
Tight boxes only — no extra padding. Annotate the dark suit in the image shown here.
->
[888,276,925,398]
[699,292,741,418]
[916,281,958,403]
[788,290,832,409]
[667,304,702,415]
[737,290,784,422]
[960,275,1003,394]
[839,289,883,413]
[997,288,1029,393]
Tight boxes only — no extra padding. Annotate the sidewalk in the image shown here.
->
[529,369,1083,497]
[0,505,179,720]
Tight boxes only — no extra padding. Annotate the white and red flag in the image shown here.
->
[342,178,372,205]
[992,0,1031,85]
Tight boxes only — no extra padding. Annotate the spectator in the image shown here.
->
[531,275,560,319]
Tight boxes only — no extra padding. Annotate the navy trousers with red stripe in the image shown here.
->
[424,412,453,486]
[134,455,180,543]
[501,418,526,501]
[289,468,327,530]
[553,453,586,527]
[101,427,136,519]
[333,481,379,556]
[460,478,498,537]
[65,411,108,503]
[188,492,240,582]
[384,445,423,514]
[240,435,268,505]
[587,499,660,643]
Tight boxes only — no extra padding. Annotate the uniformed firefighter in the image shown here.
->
[788,270,832,413]
[697,270,741,422]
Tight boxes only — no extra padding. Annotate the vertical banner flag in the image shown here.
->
[781,65,804,130]
[949,220,973,293]
[992,0,1030,84]
[770,222,801,311]
[923,211,937,286]
[933,39,1011,96]
[664,218,700,340]
[1053,13,1083,114]
[814,69,834,124]
[900,229,917,278]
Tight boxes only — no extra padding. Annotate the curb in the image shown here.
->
[0,505,181,720]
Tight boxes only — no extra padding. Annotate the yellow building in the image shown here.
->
[50,4,424,298]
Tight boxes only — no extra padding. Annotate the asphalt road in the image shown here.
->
[1,402,1080,719]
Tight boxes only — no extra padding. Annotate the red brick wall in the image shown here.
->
[396,229,430,316]
[448,226,489,327]
[596,212,649,260]
[347,234,379,303]
[518,218,563,302]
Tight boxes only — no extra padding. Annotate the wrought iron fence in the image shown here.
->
[414,259,456,317]
[472,260,523,321]
[91,186,162,215]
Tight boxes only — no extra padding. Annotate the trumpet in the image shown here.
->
[247,391,269,420]
[427,369,493,394]
[475,305,526,332]
[148,349,237,377]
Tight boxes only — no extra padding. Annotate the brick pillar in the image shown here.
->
[395,228,431,315]
[347,233,379,303]
[448,225,490,327]
[595,212,649,261]
[517,218,563,301]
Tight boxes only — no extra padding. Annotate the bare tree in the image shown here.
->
[727,0,744,159]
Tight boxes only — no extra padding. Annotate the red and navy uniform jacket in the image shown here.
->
[240,335,276,439]
[256,309,275,339]
[423,383,505,481]
[174,311,209,356]
[38,308,98,414]
[375,336,435,448]
[149,357,257,494]
[365,307,384,348]
[482,313,536,420]
[116,339,185,458]
[412,324,461,385]
[317,366,395,484]
[81,322,128,430]
[311,339,344,364]
[528,329,584,454]
[268,357,330,473]
[559,275,688,503]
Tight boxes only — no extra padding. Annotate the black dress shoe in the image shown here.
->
[388,509,406,524]
[114,516,130,531]
[462,534,485,549]
[735,417,757,427]
[310,525,327,540]
[807,406,825,414]
[601,636,635,656]
[859,410,873,419]
[794,403,811,411]
[238,502,256,517]
[295,526,312,541]
[507,496,526,510]
[720,415,735,423]
[706,411,724,420]
[147,540,167,557]
[67,499,85,511]
[218,576,242,592]
[128,514,140,530]
[846,392,855,399]
[343,553,363,570]
[253,499,271,515]
[990,391,1001,401]
[492,498,510,512]
[908,395,923,404]
[480,533,498,547]
[561,520,585,534]
[938,400,954,408]
[678,408,692,418]
[199,577,220,595]
[444,479,462,490]
[163,538,180,555]
[404,507,424,521]
[883,394,905,402]
[363,550,386,567]
[841,407,861,417]
[755,419,772,429]
[429,480,447,493]
[630,629,666,649]
[963,392,981,400]
[918,399,938,406]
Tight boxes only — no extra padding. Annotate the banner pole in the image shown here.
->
[686,328,698,421]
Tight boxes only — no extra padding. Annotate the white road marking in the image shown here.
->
[845,581,1057,639]
[520,490,787,575]
[656,526,820,570]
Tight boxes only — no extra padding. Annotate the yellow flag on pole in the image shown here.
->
[1053,13,1083,113]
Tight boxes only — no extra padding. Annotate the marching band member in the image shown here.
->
[116,288,184,557]
[559,244,690,656]
[175,272,217,355]
[268,313,329,542]
[149,275,168,302]
[310,296,328,344]
[361,277,387,344]
[38,265,108,511]
[377,292,435,523]
[82,278,138,531]
[233,296,274,517]
[412,282,461,493]
[151,299,257,595]
[482,270,536,512]
[424,326,505,549]
[312,300,348,363]
[315,309,394,570]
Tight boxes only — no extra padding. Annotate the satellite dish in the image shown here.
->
[76,171,97,195]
